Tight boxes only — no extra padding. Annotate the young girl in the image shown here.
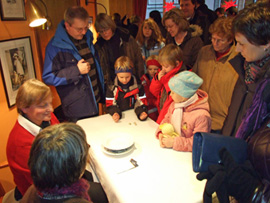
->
[150,44,186,124]
[140,55,161,121]
[106,56,148,122]
[136,18,165,65]
[157,71,211,152]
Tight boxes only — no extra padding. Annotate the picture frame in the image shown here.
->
[0,0,26,21]
[0,37,36,108]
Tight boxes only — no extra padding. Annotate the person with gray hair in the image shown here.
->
[21,123,108,203]
[43,6,105,122]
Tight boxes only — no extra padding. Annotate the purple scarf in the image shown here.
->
[37,178,91,201]
[236,78,270,140]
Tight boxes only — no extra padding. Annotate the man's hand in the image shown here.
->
[78,59,91,74]
[112,113,120,122]
[139,112,147,120]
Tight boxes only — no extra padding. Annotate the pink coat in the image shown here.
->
[156,89,211,152]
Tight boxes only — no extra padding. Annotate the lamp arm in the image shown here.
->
[85,0,107,14]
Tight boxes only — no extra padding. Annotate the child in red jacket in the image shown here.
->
[150,44,186,124]
[140,55,161,121]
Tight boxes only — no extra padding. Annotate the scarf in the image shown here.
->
[37,178,90,201]
[244,54,270,84]
[236,78,270,140]
[171,93,198,136]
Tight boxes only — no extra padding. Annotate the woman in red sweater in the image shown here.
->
[6,79,59,200]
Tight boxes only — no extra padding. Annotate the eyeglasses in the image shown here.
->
[71,24,90,33]
[98,28,110,34]
[211,37,227,44]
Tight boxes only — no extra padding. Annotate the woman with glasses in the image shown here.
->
[6,79,59,200]
[163,8,203,70]
[193,17,238,133]
[94,13,144,85]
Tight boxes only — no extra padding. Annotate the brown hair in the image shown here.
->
[16,79,51,115]
[158,44,183,67]
[114,56,134,72]
[136,18,164,49]
[64,6,89,25]
[95,13,116,33]
[162,8,189,32]
[209,17,234,41]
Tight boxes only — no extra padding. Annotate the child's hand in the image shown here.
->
[139,112,148,120]
[112,113,120,122]
[159,134,174,148]
[158,69,165,80]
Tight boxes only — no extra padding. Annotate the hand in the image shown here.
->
[139,112,147,120]
[158,69,165,80]
[159,133,166,148]
[77,59,91,74]
[112,113,120,122]
[159,134,174,148]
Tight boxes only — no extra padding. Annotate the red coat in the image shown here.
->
[149,62,186,124]
[140,73,159,121]
[6,113,59,195]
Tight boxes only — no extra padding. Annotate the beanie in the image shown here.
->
[169,71,203,98]
[146,59,161,68]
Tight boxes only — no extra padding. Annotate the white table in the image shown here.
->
[77,110,205,203]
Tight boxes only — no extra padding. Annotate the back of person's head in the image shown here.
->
[146,55,161,69]
[162,8,189,32]
[28,123,89,190]
[226,6,238,17]
[64,6,89,25]
[114,56,134,73]
[209,17,234,42]
[136,18,164,46]
[112,13,121,23]
[16,79,51,115]
[130,15,141,24]
[95,13,117,33]
[233,2,270,46]
[158,44,183,67]
[215,7,225,16]
[196,0,205,5]
[149,10,162,24]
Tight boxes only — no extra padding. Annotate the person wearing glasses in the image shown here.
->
[42,6,105,122]
[6,79,59,200]
[192,17,238,134]
[94,13,144,86]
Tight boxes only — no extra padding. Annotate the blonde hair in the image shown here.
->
[95,13,116,33]
[16,79,51,115]
[136,18,164,49]
[158,44,183,67]
[114,56,134,72]
[209,17,234,42]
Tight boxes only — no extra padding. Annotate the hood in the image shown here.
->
[185,89,209,112]
[189,24,203,38]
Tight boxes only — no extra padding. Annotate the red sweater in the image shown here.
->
[6,113,59,195]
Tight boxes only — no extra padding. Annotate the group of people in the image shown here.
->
[5,1,270,202]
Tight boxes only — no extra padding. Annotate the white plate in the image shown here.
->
[103,132,134,154]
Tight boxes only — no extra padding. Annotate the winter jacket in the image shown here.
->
[222,54,270,137]
[42,20,104,120]
[150,62,187,124]
[193,44,238,130]
[95,27,144,85]
[6,113,59,195]
[166,26,204,69]
[156,89,211,151]
[106,75,148,120]
[141,73,159,121]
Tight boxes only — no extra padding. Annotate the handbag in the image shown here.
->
[192,132,248,172]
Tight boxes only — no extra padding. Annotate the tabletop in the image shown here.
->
[77,110,205,203]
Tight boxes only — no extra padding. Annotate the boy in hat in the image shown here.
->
[106,56,148,122]
[156,71,211,151]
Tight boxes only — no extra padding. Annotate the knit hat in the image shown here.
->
[169,71,203,98]
[146,59,161,68]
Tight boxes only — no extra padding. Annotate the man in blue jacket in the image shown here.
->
[43,6,104,122]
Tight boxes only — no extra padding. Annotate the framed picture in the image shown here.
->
[0,0,26,21]
[0,37,36,108]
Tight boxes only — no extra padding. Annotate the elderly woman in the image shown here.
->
[21,123,107,203]
[94,13,144,85]
[193,17,238,133]
[6,79,59,199]
[162,7,203,70]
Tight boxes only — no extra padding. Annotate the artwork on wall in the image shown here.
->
[0,0,26,21]
[0,37,36,108]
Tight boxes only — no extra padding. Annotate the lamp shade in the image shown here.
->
[25,0,47,27]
